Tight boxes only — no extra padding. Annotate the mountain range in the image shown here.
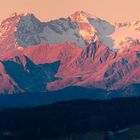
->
[0,11,140,97]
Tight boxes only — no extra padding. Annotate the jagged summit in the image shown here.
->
[70,11,99,20]
[70,11,99,43]
[9,12,35,18]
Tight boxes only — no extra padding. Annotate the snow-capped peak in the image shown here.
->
[0,13,21,36]
[70,11,140,51]
[70,11,98,21]
[70,11,99,43]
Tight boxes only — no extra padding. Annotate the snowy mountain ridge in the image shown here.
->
[0,11,140,53]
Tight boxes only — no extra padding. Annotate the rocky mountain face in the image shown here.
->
[0,11,140,96]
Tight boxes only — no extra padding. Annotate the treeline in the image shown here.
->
[0,97,140,139]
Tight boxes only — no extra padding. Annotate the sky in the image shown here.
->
[0,0,140,22]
